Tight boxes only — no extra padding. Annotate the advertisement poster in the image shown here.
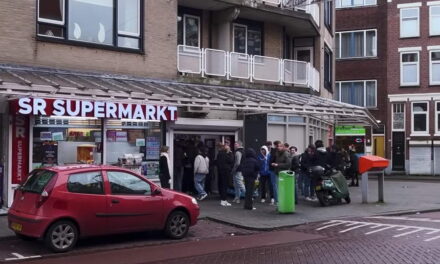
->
[107,130,116,142]
[136,138,146,147]
[12,115,29,184]
[146,136,160,160]
[93,131,102,143]
[52,132,64,141]
[142,161,159,179]
[116,131,128,142]
[42,143,58,166]
[40,131,52,141]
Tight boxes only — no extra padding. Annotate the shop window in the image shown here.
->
[105,120,161,180]
[392,103,405,131]
[233,22,262,55]
[400,8,420,38]
[430,50,440,85]
[32,117,102,169]
[67,171,104,194]
[37,0,142,50]
[336,29,377,59]
[324,45,333,91]
[268,115,286,122]
[335,80,377,108]
[430,6,440,36]
[400,51,419,86]
[107,171,151,195]
[412,102,429,135]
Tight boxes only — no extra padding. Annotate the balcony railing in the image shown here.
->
[177,45,320,92]
[262,0,320,26]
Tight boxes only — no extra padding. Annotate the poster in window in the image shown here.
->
[116,131,128,142]
[142,161,159,179]
[146,136,160,160]
[93,131,102,143]
[40,132,52,141]
[128,130,145,143]
[52,132,64,141]
[42,142,58,166]
[107,130,116,142]
[136,138,146,147]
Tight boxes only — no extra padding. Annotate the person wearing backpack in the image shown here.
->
[194,147,209,200]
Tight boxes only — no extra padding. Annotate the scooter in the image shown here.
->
[311,166,351,207]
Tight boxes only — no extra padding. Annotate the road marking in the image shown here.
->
[393,228,422,238]
[367,216,440,224]
[316,219,440,242]
[5,253,41,261]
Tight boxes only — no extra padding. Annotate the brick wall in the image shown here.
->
[0,0,178,79]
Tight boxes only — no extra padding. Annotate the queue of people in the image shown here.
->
[160,139,360,210]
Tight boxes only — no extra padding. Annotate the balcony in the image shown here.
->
[177,45,320,92]
[262,0,320,26]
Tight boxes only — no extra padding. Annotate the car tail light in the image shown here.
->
[37,175,57,207]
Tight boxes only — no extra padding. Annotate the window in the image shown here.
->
[400,51,419,86]
[324,46,333,91]
[412,102,429,134]
[336,0,376,8]
[392,103,405,131]
[324,0,333,30]
[430,50,440,85]
[21,170,56,194]
[400,8,420,38]
[107,171,151,195]
[182,15,200,47]
[37,0,142,50]
[233,23,262,55]
[430,6,440,36]
[336,30,377,59]
[436,102,440,134]
[335,80,377,108]
[67,171,103,194]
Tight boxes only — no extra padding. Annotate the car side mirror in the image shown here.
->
[152,187,162,196]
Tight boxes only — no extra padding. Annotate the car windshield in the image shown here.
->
[22,170,56,194]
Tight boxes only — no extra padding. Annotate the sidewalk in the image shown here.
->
[199,179,440,230]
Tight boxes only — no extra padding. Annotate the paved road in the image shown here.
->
[3,212,440,263]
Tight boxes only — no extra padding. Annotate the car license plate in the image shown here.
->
[11,222,22,232]
[315,186,321,191]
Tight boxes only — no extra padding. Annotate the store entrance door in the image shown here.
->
[373,136,385,158]
[392,132,405,171]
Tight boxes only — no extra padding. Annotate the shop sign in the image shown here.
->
[335,126,366,136]
[12,115,29,184]
[11,98,178,121]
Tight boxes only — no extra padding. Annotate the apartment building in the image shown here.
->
[0,0,375,208]
[335,0,440,175]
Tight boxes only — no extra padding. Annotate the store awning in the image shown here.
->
[0,64,377,126]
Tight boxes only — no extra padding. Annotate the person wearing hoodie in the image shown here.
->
[231,141,246,203]
[242,148,260,210]
[270,142,291,205]
[258,146,272,203]
[159,146,171,188]
[194,147,210,201]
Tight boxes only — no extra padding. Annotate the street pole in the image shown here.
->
[361,172,368,204]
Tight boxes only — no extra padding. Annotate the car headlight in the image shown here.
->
[191,198,198,205]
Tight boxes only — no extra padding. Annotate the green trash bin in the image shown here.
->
[278,170,295,213]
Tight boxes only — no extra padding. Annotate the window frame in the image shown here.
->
[67,170,105,195]
[36,0,145,53]
[232,20,264,56]
[400,51,420,87]
[336,29,377,59]
[324,45,333,91]
[411,101,429,135]
[37,0,65,25]
[392,103,406,132]
[436,102,440,135]
[335,80,377,108]
[430,50,440,85]
[430,5,440,36]
[400,7,420,38]
[182,14,201,47]
[117,0,141,38]
[106,170,152,196]
[233,23,248,54]
[336,0,377,9]
[324,0,333,31]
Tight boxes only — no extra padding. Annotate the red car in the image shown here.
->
[8,165,199,252]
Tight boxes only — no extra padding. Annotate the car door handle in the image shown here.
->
[111,199,120,204]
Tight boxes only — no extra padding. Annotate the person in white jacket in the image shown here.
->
[194,147,209,200]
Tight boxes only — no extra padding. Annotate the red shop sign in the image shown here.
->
[11,115,29,184]
[10,97,178,121]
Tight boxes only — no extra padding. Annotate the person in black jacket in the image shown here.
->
[301,145,316,201]
[216,143,234,206]
[348,145,359,187]
[159,146,171,188]
[242,148,260,210]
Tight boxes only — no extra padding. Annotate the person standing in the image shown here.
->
[271,142,291,205]
[159,146,171,188]
[290,146,300,205]
[301,145,315,201]
[258,146,272,203]
[242,148,260,210]
[348,145,359,187]
[269,140,281,205]
[173,141,184,191]
[216,143,234,206]
[231,141,246,203]
[194,147,209,200]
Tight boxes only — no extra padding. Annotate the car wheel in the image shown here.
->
[345,196,351,204]
[165,211,190,239]
[44,220,78,253]
[15,233,37,241]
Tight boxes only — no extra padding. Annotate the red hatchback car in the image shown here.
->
[8,165,199,252]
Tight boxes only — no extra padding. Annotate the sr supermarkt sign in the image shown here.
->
[335,126,366,136]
